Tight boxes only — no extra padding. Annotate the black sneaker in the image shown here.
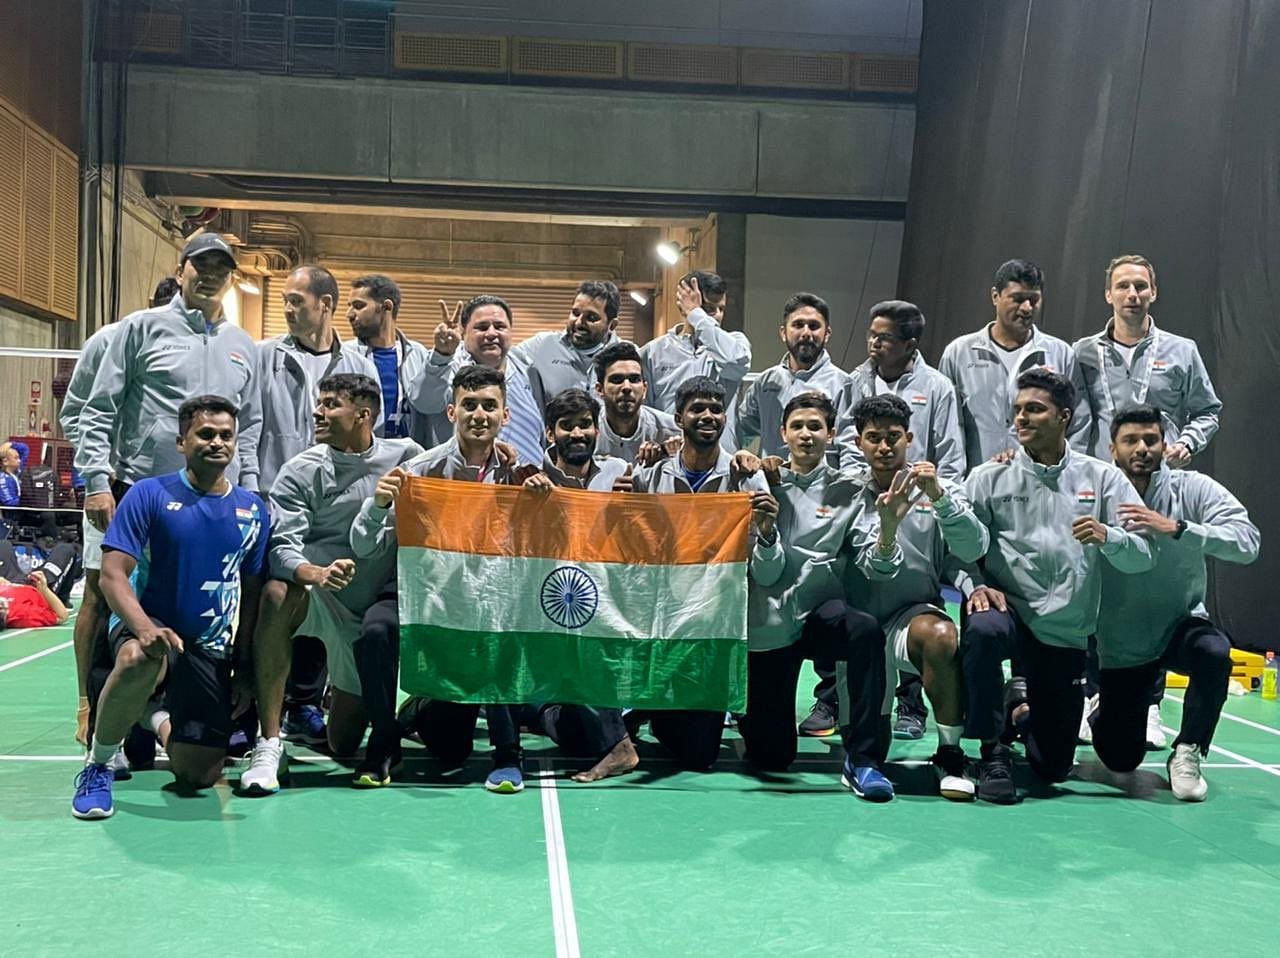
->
[977,744,1017,804]
[892,709,926,741]
[798,699,838,737]
[353,735,403,789]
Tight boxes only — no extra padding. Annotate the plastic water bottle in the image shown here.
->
[1263,653,1279,701]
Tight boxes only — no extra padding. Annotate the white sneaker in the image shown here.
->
[932,745,976,802]
[1145,704,1167,750]
[240,736,287,795]
[1167,743,1208,801]
[1078,693,1098,744]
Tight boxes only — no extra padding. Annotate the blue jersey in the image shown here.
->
[103,471,269,657]
[372,346,405,437]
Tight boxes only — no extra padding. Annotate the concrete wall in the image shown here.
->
[124,68,913,202]
[743,216,902,371]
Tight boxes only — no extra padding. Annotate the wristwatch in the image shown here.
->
[1173,519,1187,539]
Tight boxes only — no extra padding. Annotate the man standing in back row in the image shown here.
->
[1071,254,1222,467]
[511,280,623,409]
[938,258,1082,468]
[642,271,752,451]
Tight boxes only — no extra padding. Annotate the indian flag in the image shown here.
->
[396,478,752,710]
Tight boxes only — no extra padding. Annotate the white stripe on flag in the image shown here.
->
[399,547,746,641]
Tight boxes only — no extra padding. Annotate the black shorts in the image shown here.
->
[109,621,234,750]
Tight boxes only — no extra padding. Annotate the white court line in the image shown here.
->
[1165,691,1280,739]
[0,640,72,673]
[1160,723,1280,779]
[537,759,581,958]
[0,624,73,643]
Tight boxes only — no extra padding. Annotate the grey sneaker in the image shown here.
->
[240,736,287,795]
[1167,743,1207,802]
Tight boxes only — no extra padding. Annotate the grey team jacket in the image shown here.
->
[269,437,423,614]
[748,463,903,652]
[844,476,988,626]
[835,355,966,480]
[60,323,121,451]
[631,445,769,496]
[415,346,543,460]
[538,450,631,492]
[640,309,752,451]
[256,334,382,493]
[1070,318,1222,462]
[594,406,681,463]
[511,330,621,409]
[1096,467,1259,669]
[937,324,1081,468]
[964,446,1154,649]
[74,294,262,493]
[736,351,851,458]
[351,437,516,561]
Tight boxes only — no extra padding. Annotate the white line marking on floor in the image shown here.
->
[1164,691,1280,739]
[537,759,581,958]
[0,640,72,673]
[0,624,73,643]
[1160,724,1280,779]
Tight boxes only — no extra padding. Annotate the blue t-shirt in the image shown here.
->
[103,471,269,657]
[0,472,18,507]
[372,346,404,437]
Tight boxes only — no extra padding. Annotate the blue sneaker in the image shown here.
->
[484,764,525,794]
[72,763,115,819]
[841,758,894,802]
[282,705,327,746]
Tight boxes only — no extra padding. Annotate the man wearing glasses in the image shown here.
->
[834,300,965,479]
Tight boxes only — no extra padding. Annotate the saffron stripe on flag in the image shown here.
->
[400,626,748,711]
[396,478,751,565]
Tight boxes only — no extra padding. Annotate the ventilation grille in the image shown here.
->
[104,11,184,54]
[0,105,22,299]
[511,37,623,80]
[186,5,238,68]
[263,274,637,348]
[853,54,918,93]
[740,48,849,90]
[628,43,737,85]
[51,151,78,318]
[20,132,53,312]
[0,103,77,319]
[394,32,508,74]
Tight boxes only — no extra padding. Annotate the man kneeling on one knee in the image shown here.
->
[72,396,269,819]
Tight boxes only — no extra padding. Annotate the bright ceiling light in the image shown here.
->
[655,241,681,265]
[629,289,649,306]
[237,281,259,295]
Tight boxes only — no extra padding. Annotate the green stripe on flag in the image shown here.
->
[400,625,747,711]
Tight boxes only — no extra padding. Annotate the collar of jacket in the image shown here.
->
[972,322,1051,355]
[774,350,833,379]
[1015,443,1073,481]
[1097,315,1160,350]
[541,449,601,488]
[854,352,927,385]
[779,460,839,490]
[170,293,221,334]
[661,444,733,483]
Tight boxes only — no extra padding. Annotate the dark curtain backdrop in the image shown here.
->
[900,0,1279,649]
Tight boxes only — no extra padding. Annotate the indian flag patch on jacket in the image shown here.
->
[1077,490,1097,505]
[1152,359,1168,371]
[909,393,928,406]
[229,351,249,369]
[236,506,257,521]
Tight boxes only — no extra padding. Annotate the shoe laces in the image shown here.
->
[1170,745,1201,778]
[74,763,112,792]
[981,749,1012,780]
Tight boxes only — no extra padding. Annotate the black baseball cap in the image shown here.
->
[180,233,236,269]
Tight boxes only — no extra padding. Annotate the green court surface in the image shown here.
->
[3,620,1279,957]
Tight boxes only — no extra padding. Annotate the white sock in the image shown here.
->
[147,709,170,736]
[936,723,964,748]
[90,735,122,766]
